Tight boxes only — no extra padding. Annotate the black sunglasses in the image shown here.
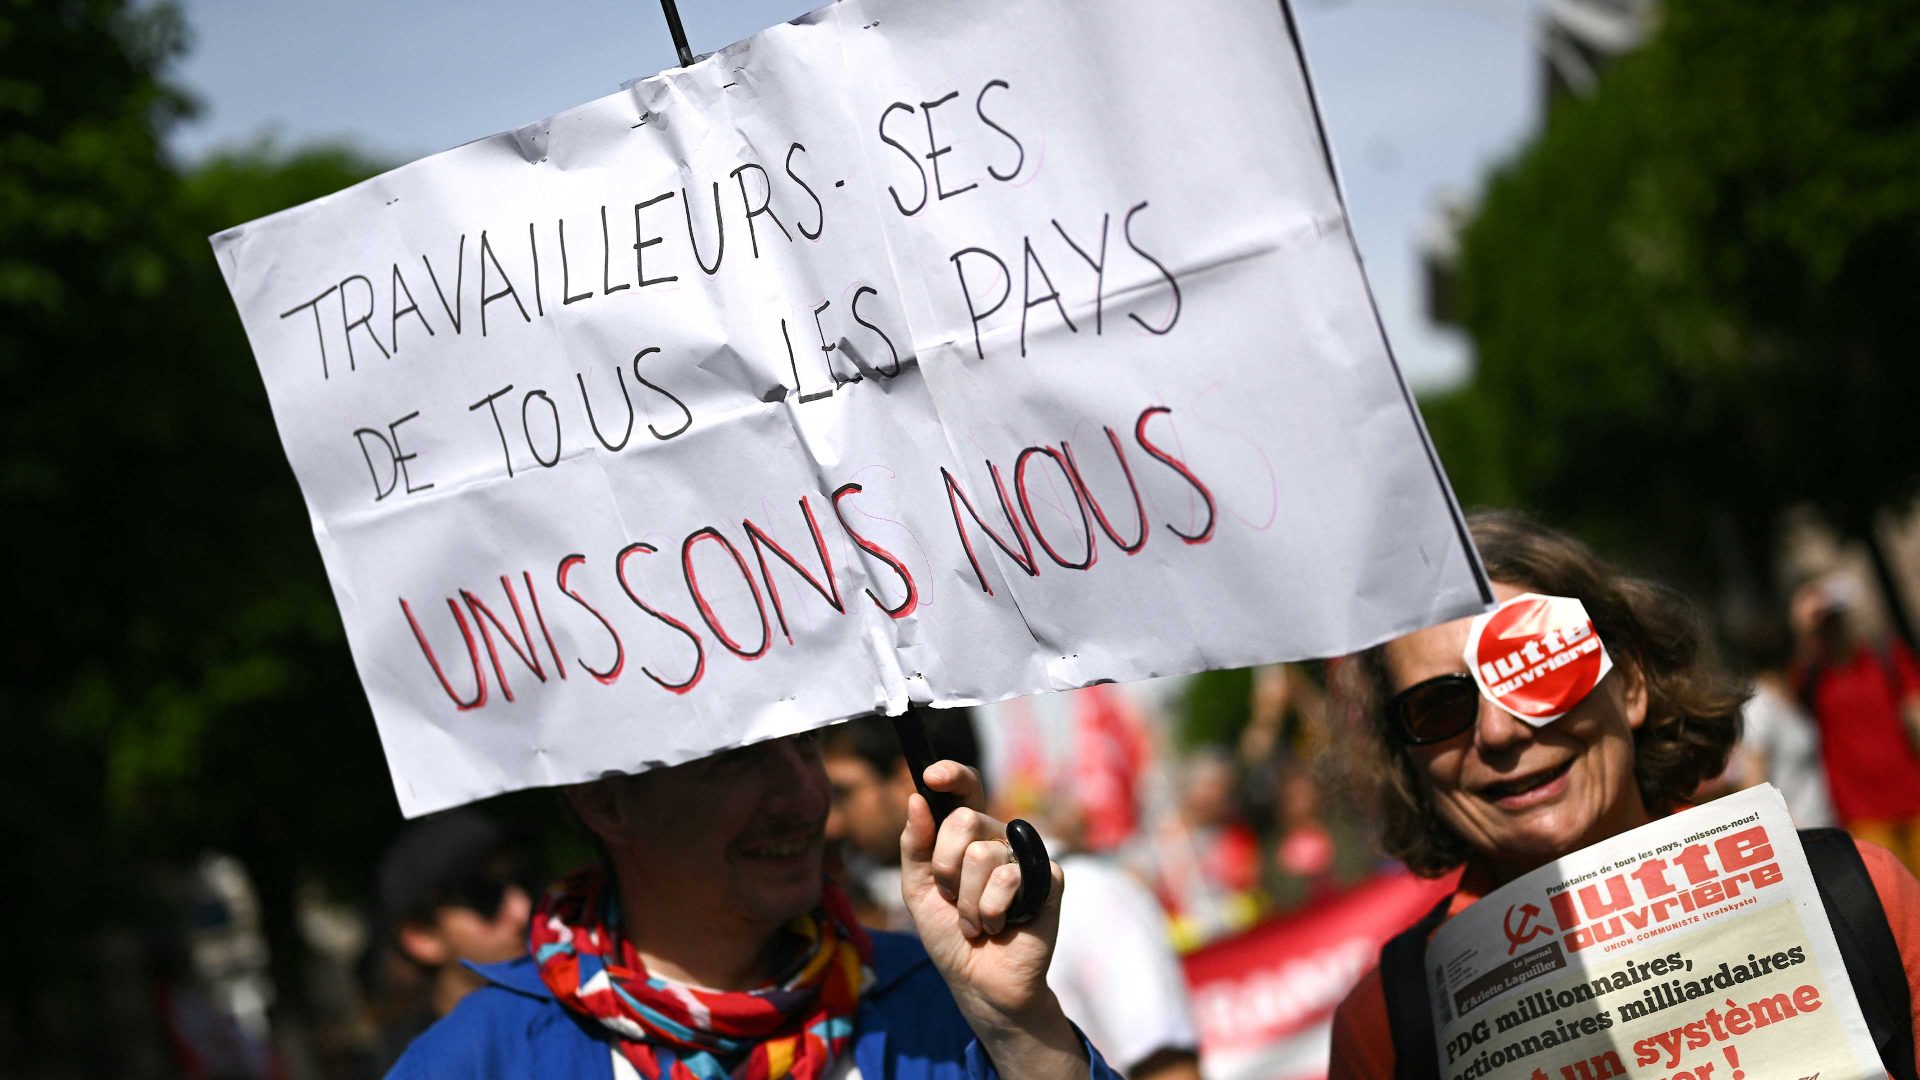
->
[1387,672,1483,745]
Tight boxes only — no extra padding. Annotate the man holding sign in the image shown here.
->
[211,0,1499,1075]
[392,735,1106,1078]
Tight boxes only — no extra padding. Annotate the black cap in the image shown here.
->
[375,808,505,930]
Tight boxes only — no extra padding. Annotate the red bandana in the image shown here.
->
[530,867,873,1080]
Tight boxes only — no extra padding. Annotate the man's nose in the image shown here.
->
[763,735,831,814]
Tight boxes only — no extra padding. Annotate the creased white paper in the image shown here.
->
[211,0,1489,815]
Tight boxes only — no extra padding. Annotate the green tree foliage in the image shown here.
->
[1180,667,1254,750]
[1424,0,1920,584]
[4,0,395,1049]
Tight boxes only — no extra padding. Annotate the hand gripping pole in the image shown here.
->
[890,712,1051,926]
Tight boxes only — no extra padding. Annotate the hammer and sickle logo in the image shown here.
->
[1503,902,1551,955]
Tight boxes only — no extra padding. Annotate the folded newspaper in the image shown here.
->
[1425,784,1885,1080]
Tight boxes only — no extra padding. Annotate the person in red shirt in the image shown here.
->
[1793,577,1920,873]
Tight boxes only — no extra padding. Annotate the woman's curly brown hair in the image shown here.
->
[1334,510,1747,877]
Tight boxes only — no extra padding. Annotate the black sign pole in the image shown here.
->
[890,712,1051,927]
[657,0,695,68]
[646,0,1048,929]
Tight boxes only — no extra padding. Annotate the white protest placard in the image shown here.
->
[1424,785,1884,1080]
[211,0,1489,816]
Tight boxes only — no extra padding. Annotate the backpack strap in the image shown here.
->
[1380,894,1452,1080]
[1801,827,1918,1080]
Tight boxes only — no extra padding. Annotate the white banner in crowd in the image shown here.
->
[212,0,1488,815]
[1425,786,1884,1080]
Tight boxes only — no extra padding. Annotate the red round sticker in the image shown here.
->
[1464,594,1612,724]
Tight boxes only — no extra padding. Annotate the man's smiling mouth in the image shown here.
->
[739,833,820,859]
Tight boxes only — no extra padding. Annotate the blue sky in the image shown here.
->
[167,0,1548,388]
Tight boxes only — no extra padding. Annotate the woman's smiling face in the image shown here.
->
[1384,582,1652,883]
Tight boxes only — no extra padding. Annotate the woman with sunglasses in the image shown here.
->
[1326,511,1920,1079]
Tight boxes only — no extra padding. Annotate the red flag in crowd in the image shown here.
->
[1073,685,1152,851]
[1183,871,1459,1080]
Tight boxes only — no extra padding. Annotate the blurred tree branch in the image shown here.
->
[4,0,398,1056]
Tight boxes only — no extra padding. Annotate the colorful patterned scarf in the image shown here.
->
[530,866,872,1080]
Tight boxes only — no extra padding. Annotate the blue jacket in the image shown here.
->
[390,931,1119,1079]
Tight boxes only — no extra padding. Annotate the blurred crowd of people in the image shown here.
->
[1708,572,1920,874]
